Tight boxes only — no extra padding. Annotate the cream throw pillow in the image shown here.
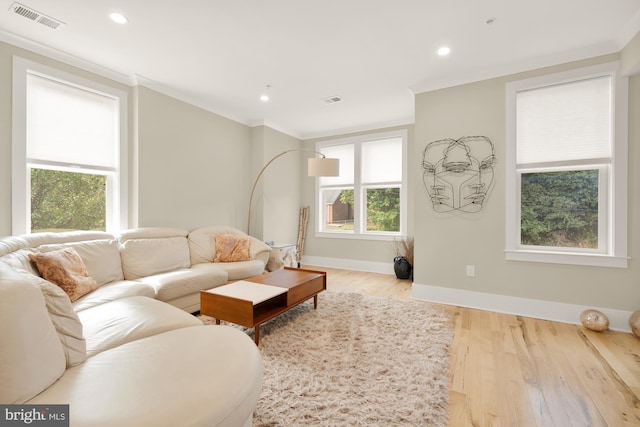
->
[29,247,99,302]
[266,249,285,271]
[214,234,251,262]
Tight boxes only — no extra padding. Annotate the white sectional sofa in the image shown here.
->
[0,225,272,313]
[0,225,271,426]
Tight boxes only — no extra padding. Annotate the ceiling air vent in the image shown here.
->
[9,2,65,30]
[322,95,343,105]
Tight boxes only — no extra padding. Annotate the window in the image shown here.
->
[505,62,628,267]
[316,130,407,239]
[12,57,128,234]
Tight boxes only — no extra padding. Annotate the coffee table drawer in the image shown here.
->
[287,276,325,305]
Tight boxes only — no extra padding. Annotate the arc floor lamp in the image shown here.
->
[247,149,339,236]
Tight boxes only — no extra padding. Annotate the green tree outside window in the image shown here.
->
[31,168,106,233]
[520,170,598,248]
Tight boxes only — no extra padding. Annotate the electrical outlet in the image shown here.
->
[466,265,475,277]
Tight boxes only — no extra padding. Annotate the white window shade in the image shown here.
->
[26,73,119,169]
[320,144,354,186]
[362,137,402,183]
[516,76,611,164]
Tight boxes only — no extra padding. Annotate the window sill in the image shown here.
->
[505,249,628,268]
[315,231,404,242]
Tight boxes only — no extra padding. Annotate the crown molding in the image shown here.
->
[0,29,133,85]
[248,119,303,141]
[300,117,414,141]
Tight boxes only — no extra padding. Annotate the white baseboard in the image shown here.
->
[412,283,633,333]
[301,255,394,275]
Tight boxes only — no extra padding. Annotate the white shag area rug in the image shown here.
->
[200,291,453,426]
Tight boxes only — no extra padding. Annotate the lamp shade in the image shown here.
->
[308,157,339,177]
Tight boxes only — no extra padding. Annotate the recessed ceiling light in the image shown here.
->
[260,85,271,102]
[109,12,128,24]
[437,46,450,56]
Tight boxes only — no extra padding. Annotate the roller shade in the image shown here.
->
[319,144,354,186]
[516,75,611,165]
[362,137,402,183]
[26,73,119,168]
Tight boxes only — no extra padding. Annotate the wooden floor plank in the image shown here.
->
[306,265,640,427]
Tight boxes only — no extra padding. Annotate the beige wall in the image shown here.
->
[136,86,252,230]
[0,41,132,237]
[0,39,256,236]
[2,33,637,302]
[248,125,303,243]
[622,30,640,76]
[302,125,415,266]
[413,53,639,312]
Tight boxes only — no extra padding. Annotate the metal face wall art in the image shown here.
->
[422,136,496,213]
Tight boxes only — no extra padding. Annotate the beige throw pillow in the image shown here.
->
[29,247,99,302]
[266,249,285,271]
[214,233,251,262]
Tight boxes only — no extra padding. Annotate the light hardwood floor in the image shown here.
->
[305,265,640,427]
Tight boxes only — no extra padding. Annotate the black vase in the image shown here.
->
[393,256,412,280]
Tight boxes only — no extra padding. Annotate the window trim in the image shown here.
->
[12,56,128,235]
[505,61,628,268]
[315,129,408,241]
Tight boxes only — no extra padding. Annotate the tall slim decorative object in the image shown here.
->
[296,206,309,267]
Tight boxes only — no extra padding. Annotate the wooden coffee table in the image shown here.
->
[200,267,326,344]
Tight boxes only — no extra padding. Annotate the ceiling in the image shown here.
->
[1,1,639,139]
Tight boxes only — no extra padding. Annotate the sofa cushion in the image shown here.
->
[11,269,86,367]
[29,247,99,302]
[0,267,66,404]
[188,226,271,265]
[192,260,266,281]
[214,233,251,262]
[78,296,202,357]
[120,237,191,280]
[72,280,156,312]
[37,239,124,285]
[135,268,228,302]
[27,326,263,427]
[0,231,114,258]
[0,248,39,275]
[118,227,188,242]
[35,278,87,367]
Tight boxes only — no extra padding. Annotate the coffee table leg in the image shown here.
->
[314,295,318,309]
[215,319,221,325]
